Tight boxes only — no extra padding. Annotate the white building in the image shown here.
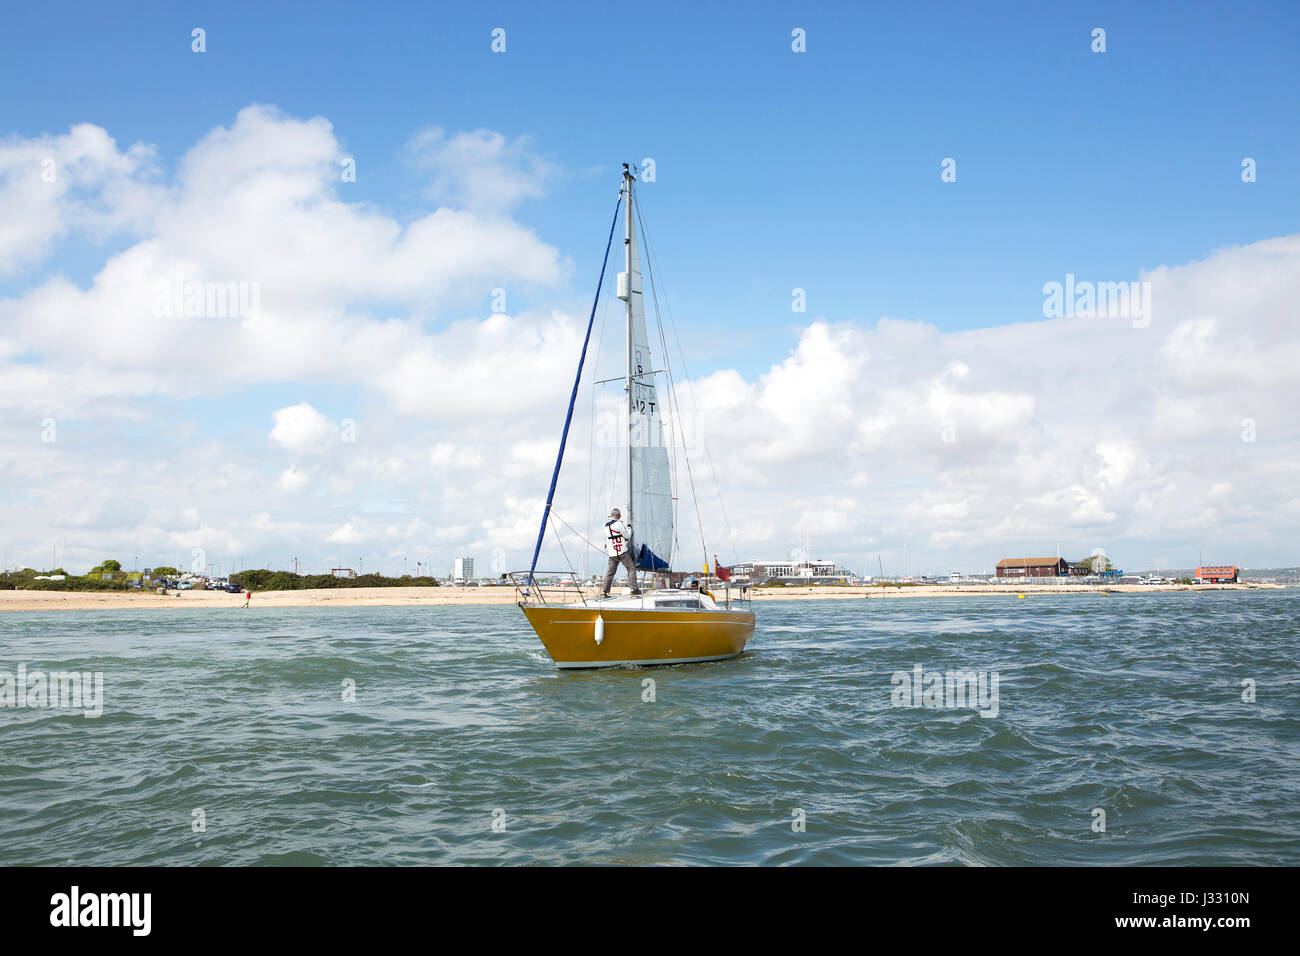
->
[734,559,854,584]
[452,557,474,583]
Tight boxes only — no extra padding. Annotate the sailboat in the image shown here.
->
[515,164,756,668]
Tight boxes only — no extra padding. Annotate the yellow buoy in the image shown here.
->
[1018,594,1025,599]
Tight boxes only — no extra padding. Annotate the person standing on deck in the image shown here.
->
[601,508,641,597]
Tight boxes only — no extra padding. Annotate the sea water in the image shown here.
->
[1,590,1296,865]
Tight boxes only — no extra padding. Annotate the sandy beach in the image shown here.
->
[0,581,1279,611]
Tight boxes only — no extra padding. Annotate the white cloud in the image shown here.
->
[269,403,334,454]
[0,106,568,420]
[0,122,160,274]
[404,127,558,211]
[278,464,310,492]
[1094,441,1140,489]
[328,521,364,545]
[0,107,1296,576]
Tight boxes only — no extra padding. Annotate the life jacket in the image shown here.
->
[605,519,628,557]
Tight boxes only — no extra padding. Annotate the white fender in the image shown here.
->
[593,613,605,645]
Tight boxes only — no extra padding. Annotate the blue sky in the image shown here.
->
[2,1,1298,576]
[7,0,1296,359]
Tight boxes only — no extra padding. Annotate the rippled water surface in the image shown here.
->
[1,591,1297,865]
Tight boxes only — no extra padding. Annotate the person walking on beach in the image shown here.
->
[601,508,640,597]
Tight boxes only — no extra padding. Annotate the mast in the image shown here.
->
[622,163,636,545]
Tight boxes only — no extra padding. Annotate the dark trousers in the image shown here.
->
[602,551,637,594]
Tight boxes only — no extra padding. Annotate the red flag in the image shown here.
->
[714,556,731,582]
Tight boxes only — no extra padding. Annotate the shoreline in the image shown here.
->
[0,581,1282,612]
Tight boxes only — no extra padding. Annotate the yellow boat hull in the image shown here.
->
[522,605,756,668]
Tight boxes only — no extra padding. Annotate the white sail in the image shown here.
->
[622,195,673,571]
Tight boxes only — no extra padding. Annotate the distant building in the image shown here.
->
[723,563,757,584]
[738,559,854,584]
[453,557,474,583]
[1195,564,1238,584]
[995,557,1069,578]
[330,568,356,578]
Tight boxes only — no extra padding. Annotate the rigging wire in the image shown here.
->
[585,260,617,581]
[633,187,711,568]
[550,510,604,554]
[550,520,575,570]
[632,186,672,578]
[526,191,622,587]
[634,192,742,567]
[636,188,703,566]
[549,521,587,606]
